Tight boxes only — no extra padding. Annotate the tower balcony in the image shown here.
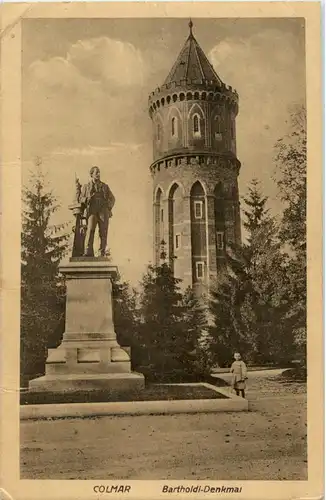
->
[149,150,241,177]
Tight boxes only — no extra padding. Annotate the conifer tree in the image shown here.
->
[112,278,140,367]
[209,180,296,366]
[138,258,184,378]
[179,286,210,377]
[209,246,257,366]
[21,164,69,384]
[137,242,209,380]
[242,178,270,238]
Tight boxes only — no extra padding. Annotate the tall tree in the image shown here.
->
[137,260,184,378]
[209,181,296,366]
[273,105,307,361]
[21,165,69,385]
[137,244,210,380]
[274,105,306,253]
[209,270,251,367]
[242,178,270,238]
[112,278,140,367]
[246,220,298,363]
[179,286,210,377]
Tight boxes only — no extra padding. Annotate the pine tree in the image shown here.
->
[137,260,184,379]
[179,287,210,377]
[209,180,296,366]
[21,166,69,385]
[247,220,298,363]
[209,273,245,367]
[112,278,140,367]
[137,242,210,381]
[209,246,258,366]
[242,178,270,239]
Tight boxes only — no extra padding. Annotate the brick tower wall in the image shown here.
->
[150,86,241,295]
[150,91,237,161]
[152,155,241,293]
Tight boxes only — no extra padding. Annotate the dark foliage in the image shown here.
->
[20,168,69,386]
[274,105,307,364]
[209,179,298,366]
[112,279,139,348]
[136,258,209,381]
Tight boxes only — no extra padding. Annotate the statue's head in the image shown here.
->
[90,166,101,181]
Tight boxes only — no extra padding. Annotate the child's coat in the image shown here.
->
[230,360,247,390]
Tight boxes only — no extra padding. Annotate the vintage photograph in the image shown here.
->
[18,15,309,481]
[0,4,321,493]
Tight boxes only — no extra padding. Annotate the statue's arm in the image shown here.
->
[106,185,115,210]
[79,184,87,206]
[79,185,89,221]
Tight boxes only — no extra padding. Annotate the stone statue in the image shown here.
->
[30,169,144,394]
[78,166,115,257]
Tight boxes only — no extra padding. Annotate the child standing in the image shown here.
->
[230,352,248,398]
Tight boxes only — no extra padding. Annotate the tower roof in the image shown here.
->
[164,20,223,87]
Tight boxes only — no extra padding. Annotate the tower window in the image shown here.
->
[175,233,181,250]
[215,208,224,222]
[214,115,222,141]
[214,115,221,132]
[171,117,177,137]
[157,123,161,141]
[194,200,203,219]
[193,114,201,137]
[160,208,164,222]
[216,231,224,250]
[196,261,204,279]
[231,120,235,139]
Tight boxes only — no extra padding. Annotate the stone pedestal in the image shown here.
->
[29,258,145,393]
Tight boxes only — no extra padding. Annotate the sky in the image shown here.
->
[22,18,306,285]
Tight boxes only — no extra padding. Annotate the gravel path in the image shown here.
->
[20,375,307,480]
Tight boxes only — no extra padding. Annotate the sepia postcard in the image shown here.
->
[0,2,323,500]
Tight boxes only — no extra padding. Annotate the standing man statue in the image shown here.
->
[79,166,115,257]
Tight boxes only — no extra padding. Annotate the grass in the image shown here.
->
[21,383,227,405]
[20,374,307,480]
[279,366,307,382]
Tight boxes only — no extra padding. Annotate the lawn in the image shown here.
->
[20,373,307,480]
[21,383,227,405]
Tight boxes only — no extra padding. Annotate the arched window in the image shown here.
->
[171,117,177,137]
[157,123,161,141]
[215,116,221,133]
[214,115,222,141]
[193,114,201,136]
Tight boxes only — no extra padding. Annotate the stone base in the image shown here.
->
[29,372,145,393]
[28,259,145,395]
[42,342,132,375]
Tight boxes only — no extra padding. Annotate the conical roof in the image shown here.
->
[164,20,223,87]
